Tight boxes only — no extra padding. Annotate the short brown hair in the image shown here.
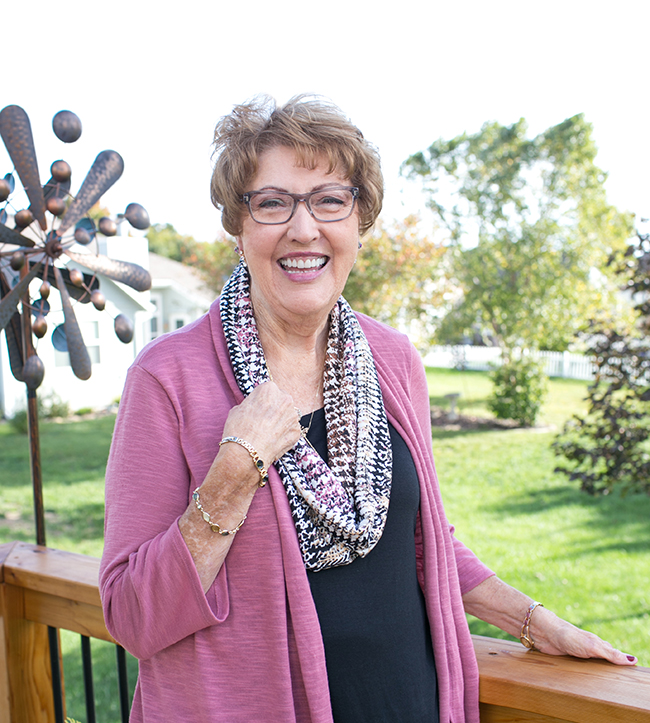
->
[210,95,383,236]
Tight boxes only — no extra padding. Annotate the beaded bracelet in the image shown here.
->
[219,436,269,488]
[192,487,246,536]
[520,601,544,649]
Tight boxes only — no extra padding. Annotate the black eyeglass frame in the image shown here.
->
[241,186,360,225]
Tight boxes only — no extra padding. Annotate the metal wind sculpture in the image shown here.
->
[0,104,152,547]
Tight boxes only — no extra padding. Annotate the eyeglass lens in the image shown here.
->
[248,188,356,223]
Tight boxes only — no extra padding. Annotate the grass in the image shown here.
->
[426,366,591,429]
[0,415,114,556]
[425,368,650,664]
[434,429,650,660]
[0,368,648,720]
[0,414,138,721]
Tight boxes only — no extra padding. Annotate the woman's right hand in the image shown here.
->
[180,381,302,592]
[221,381,303,470]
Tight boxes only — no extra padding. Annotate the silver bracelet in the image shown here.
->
[219,436,269,488]
[192,487,246,536]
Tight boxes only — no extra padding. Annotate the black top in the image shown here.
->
[304,409,439,723]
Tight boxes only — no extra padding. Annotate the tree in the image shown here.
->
[402,114,634,353]
[553,229,650,496]
[146,222,199,262]
[146,223,238,294]
[343,215,448,347]
[188,238,239,294]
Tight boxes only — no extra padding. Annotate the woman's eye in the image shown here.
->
[314,194,345,207]
[257,196,290,209]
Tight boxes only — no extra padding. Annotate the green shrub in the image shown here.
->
[8,409,29,435]
[554,231,650,497]
[41,391,70,419]
[75,407,93,416]
[488,355,547,427]
[7,391,70,434]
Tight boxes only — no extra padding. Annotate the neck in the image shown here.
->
[252,284,330,358]
[253,299,329,414]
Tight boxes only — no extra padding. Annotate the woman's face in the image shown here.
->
[237,146,360,333]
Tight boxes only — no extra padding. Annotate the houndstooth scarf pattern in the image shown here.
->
[220,261,392,571]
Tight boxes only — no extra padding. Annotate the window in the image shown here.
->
[170,314,190,332]
[148,294,164,342]
[53,320,101,367]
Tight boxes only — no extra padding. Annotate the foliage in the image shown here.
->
[8,409,28,434]
[41,390,70,419]
[146,222,199,262]
[554,231,650,496]
[344,215,449,344]
[487,355,548,427]
[425,366,589,429]
[146,222,238,294]
[7,391,70,434]
[186,237,238,294]
[87,202,112,224]
[403,114,634,351]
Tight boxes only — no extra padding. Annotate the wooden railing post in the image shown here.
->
[0,542,55,723]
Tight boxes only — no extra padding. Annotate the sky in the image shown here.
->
[1,0,648,243]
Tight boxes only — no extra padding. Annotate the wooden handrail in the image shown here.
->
[474,636,650,722]
[1,541,649,722]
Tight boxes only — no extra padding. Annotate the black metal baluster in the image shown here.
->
[47,626,64,723]
[116,644,130,722]
[81,635,97,723]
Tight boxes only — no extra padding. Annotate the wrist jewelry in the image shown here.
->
[520,601,544,649]
[192,488,246,536]
[219,436,269,487]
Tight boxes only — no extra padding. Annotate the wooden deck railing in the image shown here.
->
[1,540,649,722]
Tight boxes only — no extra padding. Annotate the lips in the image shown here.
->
[279,256,327,272]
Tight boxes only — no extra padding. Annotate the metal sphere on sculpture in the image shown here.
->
[52,110,82,143]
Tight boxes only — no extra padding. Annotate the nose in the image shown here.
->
[286,199,319,243]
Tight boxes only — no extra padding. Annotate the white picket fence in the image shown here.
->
[423,346,596,380]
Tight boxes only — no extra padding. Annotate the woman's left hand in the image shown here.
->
[529,610,637,665]
[463,576,638,666]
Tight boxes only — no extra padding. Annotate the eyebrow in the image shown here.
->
[252,183,347,193]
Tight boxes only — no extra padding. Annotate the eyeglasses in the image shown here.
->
[241,186,359,225]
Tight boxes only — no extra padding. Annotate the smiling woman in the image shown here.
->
[235,146,361,346]
[99,95,637,723]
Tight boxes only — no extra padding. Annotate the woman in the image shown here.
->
[100,95,636,723]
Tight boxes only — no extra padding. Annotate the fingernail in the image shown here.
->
[627,655,636,662]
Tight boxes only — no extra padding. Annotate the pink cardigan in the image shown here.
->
[99,302,493,722]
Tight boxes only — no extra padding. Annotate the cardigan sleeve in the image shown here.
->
[407,343,494,595]
[99,363,229,661]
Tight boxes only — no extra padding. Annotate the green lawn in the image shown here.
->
[426,368,650,664]
[0,368,648,721]
[0,415,114,557]
[426,366,591,429]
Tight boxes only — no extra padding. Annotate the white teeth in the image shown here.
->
[280,257,326,270]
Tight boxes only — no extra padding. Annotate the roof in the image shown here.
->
[148,252,215,308]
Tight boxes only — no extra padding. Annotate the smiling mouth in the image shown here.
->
[279,256,327,272]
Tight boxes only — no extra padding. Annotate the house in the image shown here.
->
[0,238,214,419]
[145,251,214,344]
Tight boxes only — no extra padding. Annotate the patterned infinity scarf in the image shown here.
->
[220,261,393,572]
